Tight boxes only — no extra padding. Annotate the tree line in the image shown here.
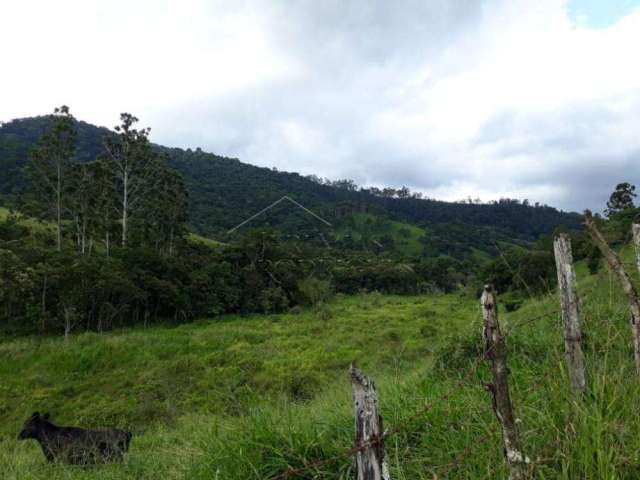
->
[22,107,187,256]
[480,182,639,309]
[1,115,582,254]
[0,107,471,336]
[1,107,635,338]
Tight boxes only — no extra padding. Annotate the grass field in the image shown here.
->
[335,213,426,257]
[0,206,54,233]
[2,249,640,479]
[1,206,221,250]
[187,232,225,249]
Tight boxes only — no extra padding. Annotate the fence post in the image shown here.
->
[633,223,640,275]
[350,365,390,480]
[481,285,528,480]
[584,211,640,373]
[553,234,587,394]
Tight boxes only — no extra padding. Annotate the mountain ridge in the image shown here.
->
[0,115,582,258]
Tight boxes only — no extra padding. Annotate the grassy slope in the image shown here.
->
[2,248,640,479]
[187,232,225,249]
[335,213,426,257]
[0,206,53,233]
[1,206,222,250]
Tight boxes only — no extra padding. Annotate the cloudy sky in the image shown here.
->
[2,0,640,212]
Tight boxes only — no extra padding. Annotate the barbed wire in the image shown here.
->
[506,309,559,331]
[270,334,510,479]
[270,289,601,479]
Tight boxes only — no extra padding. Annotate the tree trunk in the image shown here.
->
[63,307,74,344]
[81,216,88,255]
[585,212,640,373]
[350,365,390,480]
[481,285,528,479]
[56,163,62,252]
[553,234,587,394]
[41,274,48,333]
[122,170,128,247]
[633,224,640,275]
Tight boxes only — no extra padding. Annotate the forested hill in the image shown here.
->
[0,115,581,253]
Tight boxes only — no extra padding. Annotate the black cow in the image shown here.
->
[18,412,132,464]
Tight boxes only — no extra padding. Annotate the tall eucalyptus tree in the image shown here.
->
[28,106,77,251]
[103,113,158,247]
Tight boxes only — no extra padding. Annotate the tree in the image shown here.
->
[331,179,358,191]
[141,164,189,255]
[103,113,159,247]
[28,106,77,251]
[606,182,636,217]
[68,162,97,255]
[397,186,411,199]
[381,187,396,198]
[91,160,119,256]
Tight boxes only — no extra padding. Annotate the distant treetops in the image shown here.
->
[606,182,637,218]
[25,106,188,256]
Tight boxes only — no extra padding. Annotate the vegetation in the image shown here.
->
[1,115,581,258]
[2,245,640,478]
[334,213,425,257]
[2,108,640,478]
[0,208,476,335]
[605,182,636,217]
[0,109,632,339]
[27,106,76,251]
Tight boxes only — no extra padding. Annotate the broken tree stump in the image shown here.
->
[585,211,640,373]
[350,365,391,480]
[553,234,587,394]
[481,285,528,480]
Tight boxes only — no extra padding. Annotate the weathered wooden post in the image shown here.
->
[584,211,640,373]
[350,365,390,480]
[481,285,528,480]
[553,234,587,394]
[633,223,640,275]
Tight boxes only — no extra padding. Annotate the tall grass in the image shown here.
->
[2,249,640,478]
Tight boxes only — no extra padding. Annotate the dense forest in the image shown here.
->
[2,108,634,338]
[0,114,581,256]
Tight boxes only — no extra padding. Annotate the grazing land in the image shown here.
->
[2,247,640,479]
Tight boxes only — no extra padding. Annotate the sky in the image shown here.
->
[1,0,639,213]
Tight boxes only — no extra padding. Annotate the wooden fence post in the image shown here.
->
[553,234,587,394]
[584,211,640,373]
[633,223,640,275]
[350,365,390,480]
[481,285,528,480]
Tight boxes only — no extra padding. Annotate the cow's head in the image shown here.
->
[18,412,50,440]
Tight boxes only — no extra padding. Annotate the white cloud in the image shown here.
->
[1,0,639,212]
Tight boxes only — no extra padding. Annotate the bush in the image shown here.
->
[297,277,334,306]
[313,303,333,321]
[433,330,483,373]
[502,292,524,312]
[258,287,290,314]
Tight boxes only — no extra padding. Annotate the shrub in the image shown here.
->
[258,287,290,314]
[419,324,438,338]
[297,277,334,306]
[433,330,483,373]
[313,303,333,321]
[502,292,524,312]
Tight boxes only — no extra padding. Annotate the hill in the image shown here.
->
[0,115,582,259]
[1,246,640,478]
